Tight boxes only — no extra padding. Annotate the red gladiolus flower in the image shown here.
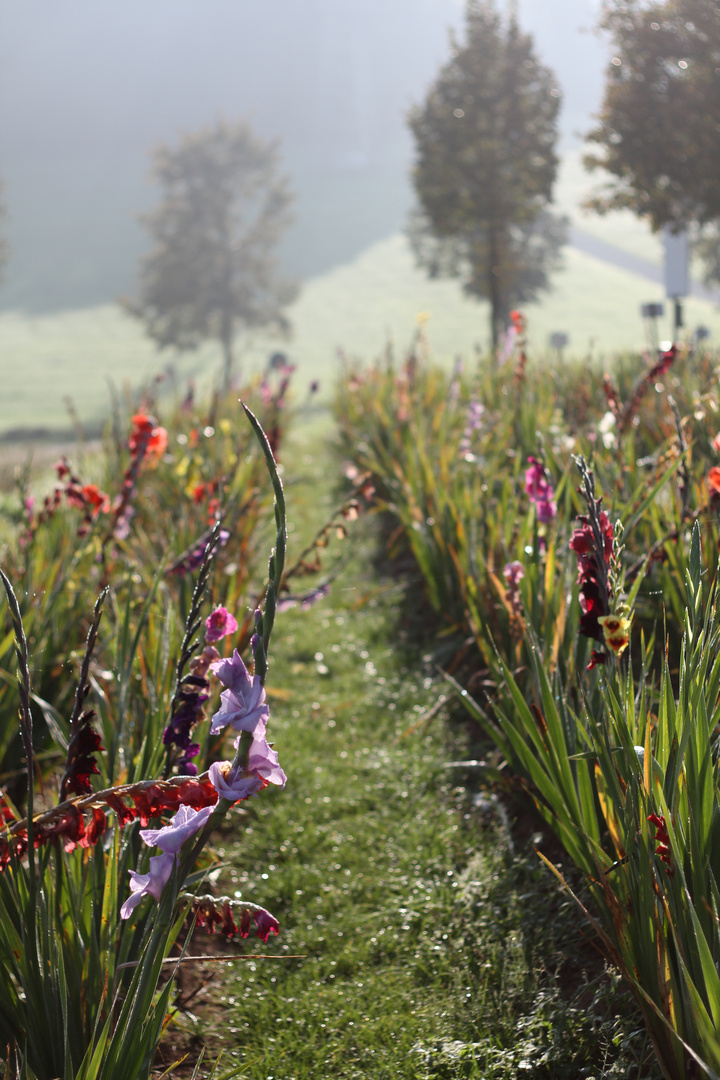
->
[648,812,674,875]
[708,466,720,500]
[129,413,168,461]
[81,484,110,514]
[569,510,614,643]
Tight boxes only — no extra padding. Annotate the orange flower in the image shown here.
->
[708,466,720,499]
[129,413,168,461]
[81,484,110,515]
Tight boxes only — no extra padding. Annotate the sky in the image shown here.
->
[0,0,607,312]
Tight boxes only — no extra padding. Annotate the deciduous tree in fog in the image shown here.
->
[585,1,720,231]
[128,119,297,389]
[585,1,720,287]
[408,0,564,347]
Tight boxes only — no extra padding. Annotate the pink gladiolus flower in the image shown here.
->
[524,456,557,522]
[239,906,280,943]
[205,606,239,644]
[209,650,269,736]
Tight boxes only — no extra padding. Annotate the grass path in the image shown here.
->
[159,418,661,1080]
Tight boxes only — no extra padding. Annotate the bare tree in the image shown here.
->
[128,119,297,389]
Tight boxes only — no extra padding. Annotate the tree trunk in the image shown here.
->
[488,230,501,352]
[220,313,235,393]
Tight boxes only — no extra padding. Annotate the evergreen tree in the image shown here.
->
[128,119,297,390]
[585,1,720,232]
[408,0,563,347]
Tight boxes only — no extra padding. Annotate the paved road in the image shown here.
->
[570,225,720,304]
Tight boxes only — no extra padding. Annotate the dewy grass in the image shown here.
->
[163,423,661,1080]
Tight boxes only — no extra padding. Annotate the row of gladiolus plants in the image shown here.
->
[334,326,720,1079]
[0,368,321,1079]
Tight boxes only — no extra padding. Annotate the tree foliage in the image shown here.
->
[585,0,720,231]
[408,0,563,345]
[128,119,297,388]
[408,206,568,316]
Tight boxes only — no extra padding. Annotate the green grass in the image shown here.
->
[157,421,662,1080]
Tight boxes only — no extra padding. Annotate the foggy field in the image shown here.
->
[2,217,720,436]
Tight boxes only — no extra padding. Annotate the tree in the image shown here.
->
[584,1,720,232]
[128,119,297,390]
[408,0,563,347]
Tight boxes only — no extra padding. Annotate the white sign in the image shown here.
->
[664,227,689,298]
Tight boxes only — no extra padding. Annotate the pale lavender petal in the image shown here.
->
[209,649,253,695]
[247,736,287,788]
[209,686,270,735]
[208,760,265,802]
[139,803,214,854]
[120,852,175,919]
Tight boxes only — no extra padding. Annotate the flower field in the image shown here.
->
[2,324,720,1078]
[335,321,720,1079]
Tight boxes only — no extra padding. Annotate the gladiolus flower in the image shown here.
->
[569,510,614,642]
[129,413,168,461]
[120,853,176,919]
[648,812,674,875]
[239,906,279,942]
[81,484,110,514]
[139,803,214,854]
[598,613,631,657]
[708,466,720,500]
[120,804,214,919]
[209,650,269,736]
[524,456,557,522]
[209,760,266,802]
[276,584,330,612]
[205,606,238,644]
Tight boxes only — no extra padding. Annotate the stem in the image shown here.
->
[0,570,35,881]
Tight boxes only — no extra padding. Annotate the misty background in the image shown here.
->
[0,0,605,314]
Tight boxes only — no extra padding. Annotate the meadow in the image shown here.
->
[3,168,720,1076]
[2,152,720,438]
[0,368,668,1079]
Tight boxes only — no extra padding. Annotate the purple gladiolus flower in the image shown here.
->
[139,803,214,853]
[209,650,269,736]
[120,852,175,919]
[120,804,214,919]
[248,736,286,785]
[209,760,265,802]
[276,584,330,612]
[503,560,524,615]
[205,606,238,643]
[503,561,524,588]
